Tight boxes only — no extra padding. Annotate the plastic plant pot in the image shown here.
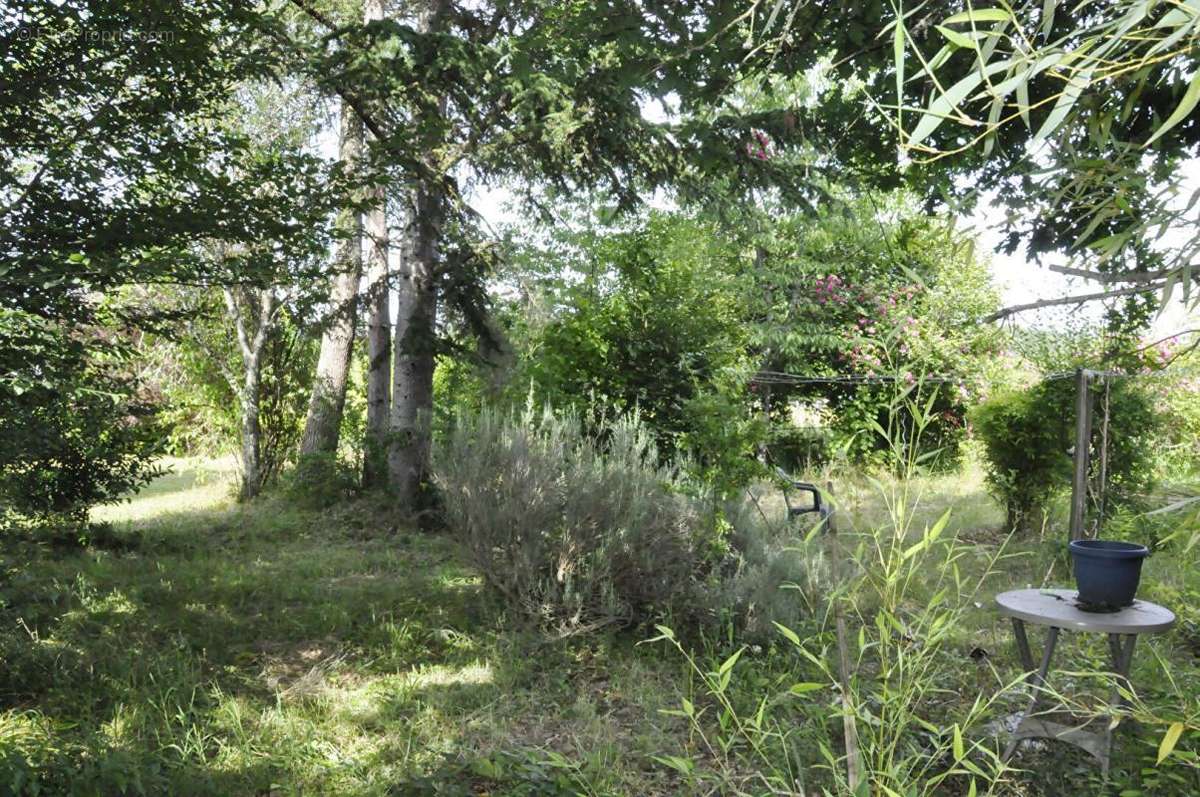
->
[1069,539,1149,612]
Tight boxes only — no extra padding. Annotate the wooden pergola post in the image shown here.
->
[1069,368,1094,543]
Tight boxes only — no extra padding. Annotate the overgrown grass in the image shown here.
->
[2,458,1198,795]
[2,460,688,795]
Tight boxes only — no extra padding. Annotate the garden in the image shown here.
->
[3,1,1200,795]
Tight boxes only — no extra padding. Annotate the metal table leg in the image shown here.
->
[1101,633,1138,777]
[1004,625,1060,760]
[1012,618,1035,674]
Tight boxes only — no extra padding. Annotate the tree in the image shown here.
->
[885,1,1200,320]
[2,0,337,520]
[510,211,754,467]
[746,194,1004,466]
[360,0,391,487]
[279,0,924,504]
[299,100,365,457]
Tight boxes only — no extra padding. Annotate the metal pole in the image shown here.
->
[1069,369,1093,544]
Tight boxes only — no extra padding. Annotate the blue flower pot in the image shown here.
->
[1070,539,1149,611]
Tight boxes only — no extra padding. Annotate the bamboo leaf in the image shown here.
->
[943,8,1013,24]
[1157,721,1185,764]
[774,621,801,647]
[909,61,1012,148]
[790,682,826,694]
[719,647,744,675]
[1145,72,1200,147]
[1015,71,1030,130]
[953,723,965,760]
[936,25,978,49]
[1040,0,1056,35]
[1033,67,1092,145]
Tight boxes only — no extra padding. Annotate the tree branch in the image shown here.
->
[983,282,1166,323]
[1047,263,1195,284]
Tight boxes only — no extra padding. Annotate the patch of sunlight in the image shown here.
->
[101,704,139,747]
[82,589,138,616]
[438,573,483,589]
[91,455,238,524]
[331,663,495,723]
[405,662,493,689]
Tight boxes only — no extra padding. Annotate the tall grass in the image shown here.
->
[650,384,1026,795]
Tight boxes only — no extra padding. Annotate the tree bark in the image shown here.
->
[387,0,447,507]
[299,99,363,457]
[387,185,440,505]
[363,187,391,485]
[361,0,391,487]
[223,287,276,499]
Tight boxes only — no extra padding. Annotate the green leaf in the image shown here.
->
[1040,0,1057,35]
[1015,76,1031,129]
[774,621,802,647]
[909,60,1012,148]
[1157,721,1185,764]
[943,8,1013,24]
[719,647,744,675]
[1033,66,1093,145]
[953,723,965,760]
[790,682,826,694]
[1145,72,1200,147]
[936,25,979,49]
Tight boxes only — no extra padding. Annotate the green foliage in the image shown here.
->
[435,405,721,631]
[972,375,1162,533]
[887,1,1200,323]
[970,380,1074,533]
[649,395,1019,796]
[0,311,163,526]
[281,452,360,510]
[503,211,765,491]
[750,195,1003,467]
[156,291,319,480]
[2,1,340,518]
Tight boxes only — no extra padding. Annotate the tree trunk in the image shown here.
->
[299,100,363,457]
[224,287,276,499]
[363,186,390,485]
[240,349,264,498]
[387,185,439,505]
[361,0,391,487]
[387,0,447,507]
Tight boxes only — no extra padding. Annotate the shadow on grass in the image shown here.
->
[0,485,526,795]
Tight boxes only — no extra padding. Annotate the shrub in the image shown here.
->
[702,494,832,640]
[0,313,164,526]
[971,375,1160,533]
[435,405,719,631]
[281,452,359,509]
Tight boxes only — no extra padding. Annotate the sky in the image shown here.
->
[968,161,1200,339]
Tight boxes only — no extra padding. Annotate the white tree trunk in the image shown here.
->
[361,0,391,487]
[387,186,439,505]
[224,287,276,499]
[299,99,363,457]
[363,185,391,485]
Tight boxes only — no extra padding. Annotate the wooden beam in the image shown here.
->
[1069,369,1093,543]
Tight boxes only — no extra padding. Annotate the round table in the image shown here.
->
[995,588,1176,775]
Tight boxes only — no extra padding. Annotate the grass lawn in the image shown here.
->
[2,459,1198,795]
